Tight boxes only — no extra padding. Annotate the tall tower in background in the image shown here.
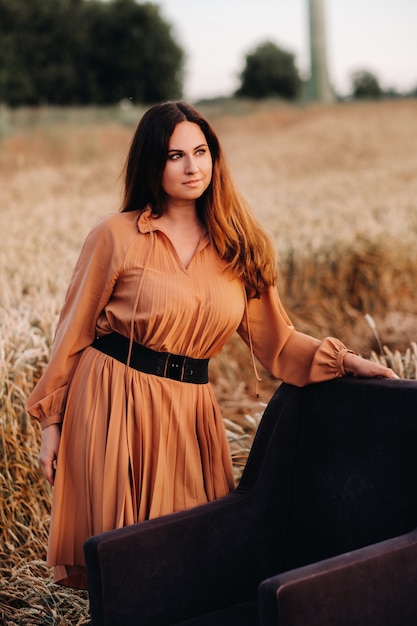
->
[308,0,334,102]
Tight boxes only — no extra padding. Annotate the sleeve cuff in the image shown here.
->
[336,348,356,376]
[39,414,63,430]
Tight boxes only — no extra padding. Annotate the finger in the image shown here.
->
[43,467,54,486]
[377,367,399,379]
[40,457,55,486]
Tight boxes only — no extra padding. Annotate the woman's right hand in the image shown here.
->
[40,424,61,485]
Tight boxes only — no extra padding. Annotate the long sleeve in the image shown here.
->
[237,285,349,387]
[25,212,139,429]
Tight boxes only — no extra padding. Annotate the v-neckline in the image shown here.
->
[139,210,208,271]
[159,229,208,272]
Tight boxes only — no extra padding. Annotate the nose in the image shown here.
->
[184,155,199,174]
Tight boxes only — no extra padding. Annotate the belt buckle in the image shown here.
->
[165,353,187,381]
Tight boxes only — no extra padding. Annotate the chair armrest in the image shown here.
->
[84,382,304,626]
[85,490,270,626]
[258,528,417,626]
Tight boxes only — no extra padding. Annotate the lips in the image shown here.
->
[183,179,202,186]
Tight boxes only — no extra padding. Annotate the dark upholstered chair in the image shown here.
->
[84,377,417,626]
[258,528,417,626]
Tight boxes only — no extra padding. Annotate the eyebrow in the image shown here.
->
[167,143,208,153]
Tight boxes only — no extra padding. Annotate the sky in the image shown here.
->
[156,0,417,101]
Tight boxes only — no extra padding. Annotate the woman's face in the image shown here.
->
[161,121,213,207]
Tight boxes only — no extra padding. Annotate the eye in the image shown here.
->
[168,152,183,161]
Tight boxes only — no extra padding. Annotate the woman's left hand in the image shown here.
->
[343,352,400,379]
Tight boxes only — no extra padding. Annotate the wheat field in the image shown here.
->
[1,99,417,624]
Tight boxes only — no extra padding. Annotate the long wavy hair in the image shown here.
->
[121,101,277,295]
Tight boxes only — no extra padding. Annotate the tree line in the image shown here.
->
[1,0,414,107]
[236,41,417,101]
[0,0,184,106]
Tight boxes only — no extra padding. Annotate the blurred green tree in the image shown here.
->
[0,0,184,105]
[81,0,184,104]
[0,0,81,105]
[351,69,382,99]
[236,41,301,100]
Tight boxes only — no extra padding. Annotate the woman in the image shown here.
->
[26,101,397,589]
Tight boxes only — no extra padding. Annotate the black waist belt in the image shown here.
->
[91,332,209,384]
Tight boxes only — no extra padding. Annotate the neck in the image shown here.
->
[160,201,201,226]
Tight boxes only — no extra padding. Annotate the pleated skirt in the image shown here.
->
[48,346,234,588]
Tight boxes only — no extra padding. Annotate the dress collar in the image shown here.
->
[137,207,154,234]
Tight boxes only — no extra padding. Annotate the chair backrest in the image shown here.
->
[276,377,417,570]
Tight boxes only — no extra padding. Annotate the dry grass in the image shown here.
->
[1,99,416,624]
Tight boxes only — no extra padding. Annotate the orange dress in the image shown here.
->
[26,209,348,588]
